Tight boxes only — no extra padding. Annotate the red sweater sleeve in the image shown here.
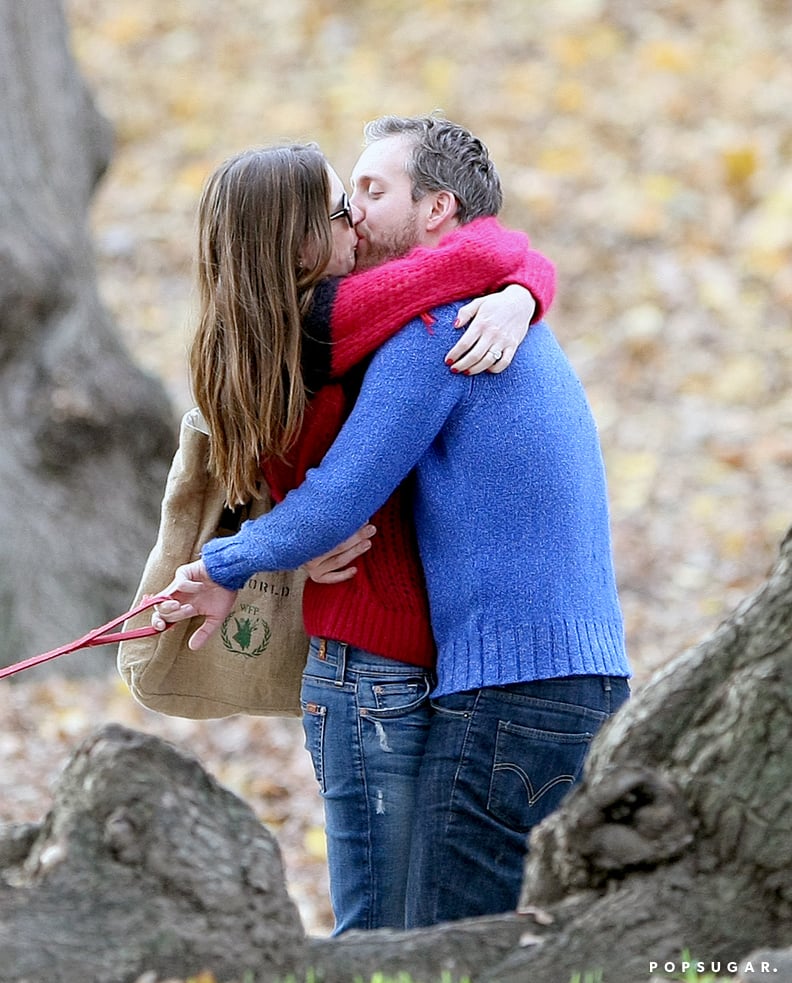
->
[328,216,556,377]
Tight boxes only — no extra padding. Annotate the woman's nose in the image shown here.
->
[349,195,364,226]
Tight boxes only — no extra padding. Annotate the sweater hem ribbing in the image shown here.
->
[431,618,630,698]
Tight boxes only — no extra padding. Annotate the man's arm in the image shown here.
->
[154,308,463,638]
[201,307,466,590]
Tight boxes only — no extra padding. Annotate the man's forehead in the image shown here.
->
[351,135,411,184]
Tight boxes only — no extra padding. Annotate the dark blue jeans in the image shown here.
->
[404,674,630,927]
[300,638,433,934]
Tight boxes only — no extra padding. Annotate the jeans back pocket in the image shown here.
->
[487,719,595,833]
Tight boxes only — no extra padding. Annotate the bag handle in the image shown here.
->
[0,594,174,680]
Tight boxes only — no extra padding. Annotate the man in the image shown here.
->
[160,114,631,927]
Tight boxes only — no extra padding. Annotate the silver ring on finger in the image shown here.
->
[489,348,504,363]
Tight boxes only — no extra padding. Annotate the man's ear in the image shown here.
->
[424,190,459,231]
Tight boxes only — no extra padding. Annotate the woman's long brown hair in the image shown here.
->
[191,146,333,505]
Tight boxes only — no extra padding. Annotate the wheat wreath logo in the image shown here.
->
[220,602,272,658]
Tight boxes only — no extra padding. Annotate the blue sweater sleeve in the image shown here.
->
[203,304,468,589]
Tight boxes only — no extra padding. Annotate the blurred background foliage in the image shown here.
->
[64,0,792,681]
[64,0,792,680]
[2,0,788,939]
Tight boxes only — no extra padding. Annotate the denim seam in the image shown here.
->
[353,693,376,931]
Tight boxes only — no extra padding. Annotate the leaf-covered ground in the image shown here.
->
[2,0,791,942]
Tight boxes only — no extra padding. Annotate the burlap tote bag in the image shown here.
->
[118,407,308,719]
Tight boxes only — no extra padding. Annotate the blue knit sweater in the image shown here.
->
[203,303,630,697]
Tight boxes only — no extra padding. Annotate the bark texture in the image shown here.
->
[305,913,546,983]
[0,0,173,672]
[0,724,305,983]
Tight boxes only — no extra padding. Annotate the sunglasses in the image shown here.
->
[329,192,354,229]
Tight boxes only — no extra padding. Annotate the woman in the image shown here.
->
[156,142,556,933]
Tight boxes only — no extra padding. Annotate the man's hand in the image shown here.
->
[444,284,536,375]
[304,524,376,584]
[152,559,238,650]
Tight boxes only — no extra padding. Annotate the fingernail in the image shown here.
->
[463,370,471,376]
[450,367,459,374]
[453,319,460,328]
[444,358,453,366]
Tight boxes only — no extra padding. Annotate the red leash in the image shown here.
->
[0,594,173,680]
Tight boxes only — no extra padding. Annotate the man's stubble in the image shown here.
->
[353,211,424,272]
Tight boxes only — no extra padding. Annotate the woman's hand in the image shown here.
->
[152,559,238,650]
[304,524,377,584]
[444,284,537,375]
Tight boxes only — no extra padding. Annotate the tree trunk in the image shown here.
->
[0,724,306,983]
[0,0,174,672]
[305,914,538,983]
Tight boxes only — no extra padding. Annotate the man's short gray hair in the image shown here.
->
[363,113,503,224]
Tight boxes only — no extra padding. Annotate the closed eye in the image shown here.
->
[355,179,384,200]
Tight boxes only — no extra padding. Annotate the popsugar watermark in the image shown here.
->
[649,957,779,975]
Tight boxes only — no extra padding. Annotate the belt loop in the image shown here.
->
[603,675,612,692]
[334,642,347,686]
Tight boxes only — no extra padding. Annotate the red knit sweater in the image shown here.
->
[263,217,556,667]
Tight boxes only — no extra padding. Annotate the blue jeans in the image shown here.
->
[300,638,433,934]
[404,674,630,928]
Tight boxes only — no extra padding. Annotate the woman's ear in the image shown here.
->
[297,236,317,272]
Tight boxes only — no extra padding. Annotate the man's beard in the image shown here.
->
[354,214,422,271]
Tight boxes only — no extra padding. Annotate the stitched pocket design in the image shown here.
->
[487,719,594,832]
